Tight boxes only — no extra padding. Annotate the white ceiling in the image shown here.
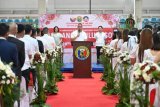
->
[0,0,160,17]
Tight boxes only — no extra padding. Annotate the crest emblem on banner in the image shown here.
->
[75,46,89,60]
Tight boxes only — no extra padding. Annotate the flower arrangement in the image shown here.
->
[100,45,119,58]
[133,60,160,83]
[54,46,64,81]
[44,49,58,95]
[131,60,160,107]
[30,52,47,106]
[0,59,17,107]
[45,49,55,60]
[117,51,130,65]
[31,52,45,64]
[100,45,120,80]
[116,51,131,107]
[100,45,119,95]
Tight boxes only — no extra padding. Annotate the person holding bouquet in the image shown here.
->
[144,31,160,106]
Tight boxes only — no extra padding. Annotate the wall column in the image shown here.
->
[38,0,47,15]
[134,0,143,29]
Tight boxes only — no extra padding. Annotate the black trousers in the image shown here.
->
[22,69,30,91]
[96,46,102,63]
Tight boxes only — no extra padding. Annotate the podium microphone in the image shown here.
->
[77,30,81,37]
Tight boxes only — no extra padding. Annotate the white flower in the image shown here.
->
[54,52,58,57]
[123,58,127,61]
[134,70,141,79]
[2,75,6,79]
[152,63,160,71]
[142,66,150,73]
[52,59,55,63]
[1,80,5,84]
[12,79,15,84]
[134,69,141,76]
[143,73,151,82]
[100,49,103,53]
[134,74,139,79]
[41,56,45,64]
[6,79,10,84]
[5,65,15,78]
[0,59,6,70]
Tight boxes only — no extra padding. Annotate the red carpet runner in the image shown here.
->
[46,73,118,107]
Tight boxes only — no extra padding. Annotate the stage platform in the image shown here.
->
[61,63,104,72]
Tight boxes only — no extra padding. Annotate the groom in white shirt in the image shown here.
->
[71,23,87,41]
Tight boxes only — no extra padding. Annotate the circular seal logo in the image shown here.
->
[75,46,90,60]
[77,16,82,22]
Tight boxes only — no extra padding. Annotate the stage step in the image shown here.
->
[61,63,104,72]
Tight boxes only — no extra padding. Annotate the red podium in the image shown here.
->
[71,41,93,78]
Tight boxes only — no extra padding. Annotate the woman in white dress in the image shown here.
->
[109,29,119,48]
[130,28,153,106]
[120,29,129,52]
[52,26,63,47]
[109,30,122,68]
[144,32,160,107]
[130,29,153,64]
[116,31,123,51]
[128,31,138,53]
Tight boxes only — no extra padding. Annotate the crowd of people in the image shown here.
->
[108,25,160,106]
[0,22,64,107]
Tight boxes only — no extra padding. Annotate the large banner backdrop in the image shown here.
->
[39,14,120,63]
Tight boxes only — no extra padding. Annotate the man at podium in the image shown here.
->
[71,23,87,41]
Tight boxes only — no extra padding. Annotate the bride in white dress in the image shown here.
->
[144,31,160,107]
[120,29,129,52]
[130,28,153,106]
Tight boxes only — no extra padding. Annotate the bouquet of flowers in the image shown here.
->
[31,52,45,65]
[117,51,130,65]
[30,52,47,106]
[0,59,17,107]
[133,60,160,83]
[100,45,119,58]
[100,45,120,80]
[131,60,160,107]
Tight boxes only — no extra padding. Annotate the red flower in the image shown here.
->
[150,66,156,71]
[139,76,144,81]
[102,15,112,20]
[33,53,41,62]
[140,63,148,70]
[47,15,55,20]
[45,21,50,25]
[146,66,156,75]
[108,21,113,25]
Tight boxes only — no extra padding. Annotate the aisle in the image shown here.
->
[46,73,118,107]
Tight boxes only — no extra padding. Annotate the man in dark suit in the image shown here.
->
[7,22,25,107]
[0,23,18,74]
[7,22,25,80]
[0,24,19,107]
